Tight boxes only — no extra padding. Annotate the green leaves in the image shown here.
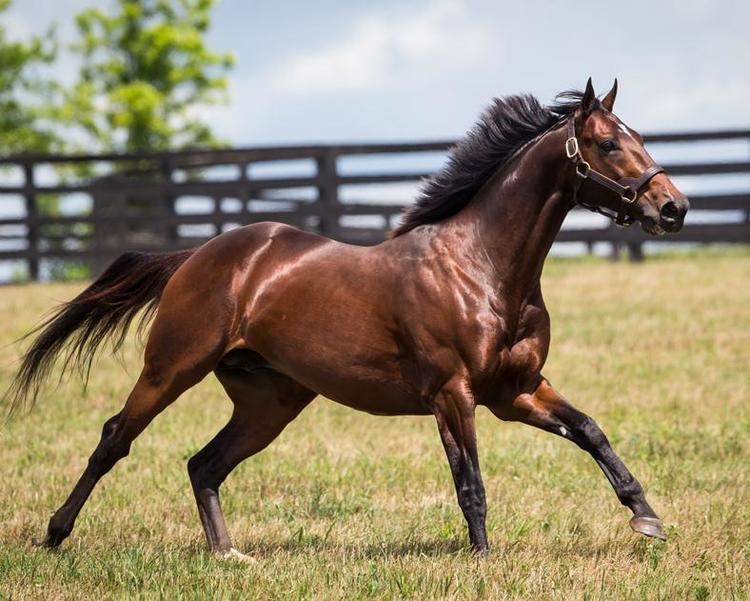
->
[0,1,60,154]
[63,0,234,152]
[0,0,232,155]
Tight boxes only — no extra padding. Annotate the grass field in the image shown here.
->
[0,248,748,600]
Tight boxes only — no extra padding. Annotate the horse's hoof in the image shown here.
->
[218,547,255,563]
[31,535,59,549]
[629,516,667,541]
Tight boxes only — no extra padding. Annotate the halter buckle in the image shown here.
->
[565,137,579,159]
[621,188,637,204]
[575,160,590,179]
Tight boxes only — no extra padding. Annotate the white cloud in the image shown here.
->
[614,33,750,130]
[273,18,390,94]
[270,0,494,95]
[639,79,750,129]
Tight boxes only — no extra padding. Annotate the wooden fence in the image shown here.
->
[0,128,748,281]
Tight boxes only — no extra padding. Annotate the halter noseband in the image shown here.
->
[565,117,664,227]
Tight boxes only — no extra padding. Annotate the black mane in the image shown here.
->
[392,90,586,236]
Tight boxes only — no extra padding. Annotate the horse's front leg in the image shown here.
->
[488,377,665,540]
[432,379,488,554]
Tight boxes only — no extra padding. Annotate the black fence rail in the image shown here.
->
[0,128,748,281]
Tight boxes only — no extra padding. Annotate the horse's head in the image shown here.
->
[569,78,689,235]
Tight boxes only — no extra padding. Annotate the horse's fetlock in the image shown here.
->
[48,515,64,531]
[619,478,644,501]
[458,487,485,513]
[47,514,72,538]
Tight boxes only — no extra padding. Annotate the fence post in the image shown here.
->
[610,241,622,261]
[23,162,39,281]
[316,150,339,238]
[627,242,644,262]
[241,161,252,225]
[160,158,178,246]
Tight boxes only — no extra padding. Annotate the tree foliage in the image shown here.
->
[61,0,234,152]
[0,0,58,154]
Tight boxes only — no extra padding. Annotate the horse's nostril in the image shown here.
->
[660,201,679,222]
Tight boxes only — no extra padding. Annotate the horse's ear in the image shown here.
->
[601,78,618,111]
[581,77,596,114]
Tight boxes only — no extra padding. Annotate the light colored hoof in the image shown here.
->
[219,547,256,563]
[629,516,667,541]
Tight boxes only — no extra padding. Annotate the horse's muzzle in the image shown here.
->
[659,198,689,232]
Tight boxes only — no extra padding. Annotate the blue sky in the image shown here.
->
[3,0,749,145]
[0,0,747,277]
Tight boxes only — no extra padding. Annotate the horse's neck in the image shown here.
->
[447,126,572,298]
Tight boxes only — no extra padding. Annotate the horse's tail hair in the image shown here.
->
[4,249,194,415]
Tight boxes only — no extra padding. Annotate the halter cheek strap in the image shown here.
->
[565,118,664,226]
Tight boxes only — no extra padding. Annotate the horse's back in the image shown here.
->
[162,221,341,301]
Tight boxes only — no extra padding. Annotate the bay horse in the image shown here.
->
[7,79,688,558]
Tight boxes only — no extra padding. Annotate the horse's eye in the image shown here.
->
[599,139,618,153]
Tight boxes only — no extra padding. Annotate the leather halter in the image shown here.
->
[565,117,664,226]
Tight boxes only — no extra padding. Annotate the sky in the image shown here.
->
[0,0,748,277]
[3,0,750,146]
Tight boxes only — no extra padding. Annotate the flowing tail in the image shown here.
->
[5,249,194,415]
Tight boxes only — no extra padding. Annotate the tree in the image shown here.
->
[0,0,58,154]
[62,0,234,152]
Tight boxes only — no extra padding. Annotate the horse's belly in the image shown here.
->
[323,380,430,416]
[272,354,429,416]
[245,318,430,415]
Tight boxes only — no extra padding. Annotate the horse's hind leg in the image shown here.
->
[37,299,226,548]
[37,360,214,548]
[488,377,665,540]
[187,365,314,558]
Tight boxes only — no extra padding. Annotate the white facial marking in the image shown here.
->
[617,123,635,139]
[559,426,568,437]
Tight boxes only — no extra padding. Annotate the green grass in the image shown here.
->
[1,249,749,600]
